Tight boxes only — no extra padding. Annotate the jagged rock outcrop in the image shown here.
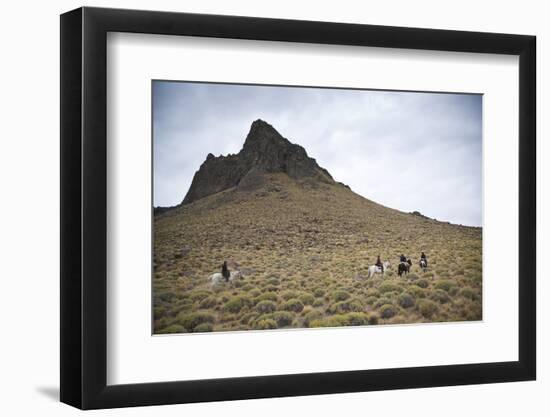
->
[182,119,334,204]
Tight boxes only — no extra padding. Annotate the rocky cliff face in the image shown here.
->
[182,120,334,204]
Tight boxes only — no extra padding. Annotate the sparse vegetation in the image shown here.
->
[154,173,482,333]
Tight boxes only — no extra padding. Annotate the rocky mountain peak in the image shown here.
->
[182,120,335,205]
[243,119,287,149]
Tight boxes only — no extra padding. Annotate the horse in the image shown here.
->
[367,261,391,279]
[398,259,413,276]
[419,259,428,272]
[209,270,242,286]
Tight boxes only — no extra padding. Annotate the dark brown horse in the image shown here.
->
[398,259,413,276]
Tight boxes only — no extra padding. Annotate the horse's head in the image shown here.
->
[407,259,412,266]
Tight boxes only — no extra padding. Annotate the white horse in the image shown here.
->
[209,270,242,286]
[419,259,428,272]
[367,261,391,279]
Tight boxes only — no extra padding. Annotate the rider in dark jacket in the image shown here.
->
[375,255,384,272]
[221,261,230,282]
[420,252,428,267]
[400,254,407,263]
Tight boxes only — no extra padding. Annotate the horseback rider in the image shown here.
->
[399,254,407,264]
[375,255,384,273]
[221,261,230,282]
[420,252,428,267]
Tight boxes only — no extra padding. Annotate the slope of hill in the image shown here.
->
[153,121,482,333]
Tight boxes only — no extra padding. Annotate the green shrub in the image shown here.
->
[345,312,369,326]
[299,293,315,305]
[272,311,294,327]
[161,324,186,334]
[365,296,379,306]
[407,286,427,299]
[415,279,429,288]
[254,291,278,303]
[223,296,251,313]
[469,272,482,284]
[282,298,304,313]
[256,300,277,314]
[198,296,218,309]
[171,299,194,315]
[177,312,215,332]
[328,299,364,314]
[158,291,176,302]
[313,288,325,297]
[398,293,416,308]
[378,282,403,294]
[434,279,457,293]
[249,288,261,297]
[417,299,438,318]
[304,309,324,327]
[431,289,451,304]
[460,287,479,301]
[331,290,352,301]
[368,313,379,325]
[266,277,280,286]
[188,290,212,302]
[240,312,258,325]
[254,318,278,330]
[281,290,299,300]
[313,298,324,307]
[193,323,213,332]
[379,304,398,319]
[374,297,393,308]
[154,306,166,320]
[366,288,380,297]
[310,315,348,328]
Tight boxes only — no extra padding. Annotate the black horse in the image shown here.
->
[398,259,413,276]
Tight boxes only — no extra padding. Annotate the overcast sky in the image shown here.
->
[153,81,482,227]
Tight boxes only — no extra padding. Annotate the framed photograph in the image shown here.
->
[60,7,536,409]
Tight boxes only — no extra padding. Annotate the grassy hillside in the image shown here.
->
[153,173,482,334]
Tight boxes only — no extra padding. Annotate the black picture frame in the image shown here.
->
[60,6,536,410]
